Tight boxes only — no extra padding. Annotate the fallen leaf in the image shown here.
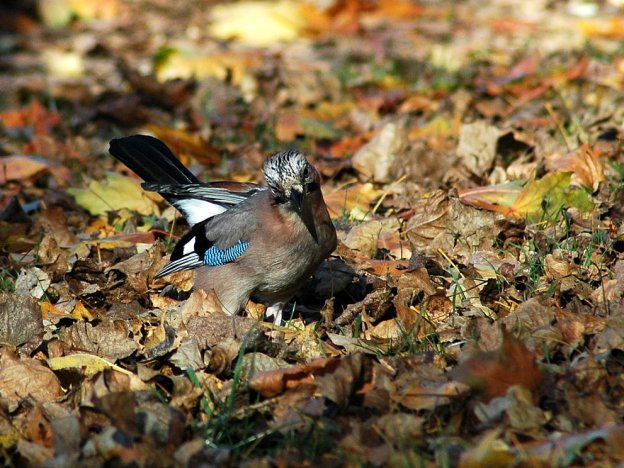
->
[0,293,42,346]
[210,1,305,46]
[43,50,85,78]
[315,353,363,407]
[372,413,424,445]
[62,319,138,361]
[452,334,544,399]
[458,181,524,214]
[352,120,409,183]
[250,357,344,398]
[0,155,48,184]
[456,121,504,175]
[146,126,220,167]
[14,267,51,300]
[459,429,516,467]
[578,17,624,39]
[393,380,467,411]
[324,182,380,220]
[0,349,63,405]
[185,314,256,350]
[0,100,60,136]
[70,0,120,21]
[67,173,160,217]
[47,353,133,377]
[547,144,605,191]
[364,318,402,342]
[510,172,570,218]
[459,172,594,220]
[342,218,402,258]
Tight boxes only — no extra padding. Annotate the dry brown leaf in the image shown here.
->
[146,126,220,167]
[393,380,467,411]
[501,297,556,336]
[185,314,256,350]
[324,182,380,220]
[547,144,605,191]
[504,385,548,430]
[342,218,402,258]
[21,405,54,447]
[275,112,304,142]
[456,121,504,175]
[372,413,424,444]
[352,120,409,183]
[62,319,138,361]
[315,353,363,407]
[0,156,48,184]
[250,359,323,398]
[452,335,544,399]
[0,292,42,346]
[459,429,516,467]
[0,349,63,405]
[250,356,349,398]
[555,308,607,349]
[364,318,402,341]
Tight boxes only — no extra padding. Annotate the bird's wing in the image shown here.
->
[154,196,262,278]
[142,182,265,226]
[109,135,199,184]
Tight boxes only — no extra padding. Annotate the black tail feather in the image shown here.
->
[109,135,200,185]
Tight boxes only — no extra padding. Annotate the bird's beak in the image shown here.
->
[290,189,318,243]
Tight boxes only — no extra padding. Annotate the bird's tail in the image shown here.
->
[109,134,199,184]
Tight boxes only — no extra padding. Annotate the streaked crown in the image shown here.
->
[263,150,316,199]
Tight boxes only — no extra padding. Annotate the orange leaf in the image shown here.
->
[458,181,524,214]
[0,155,48,184]
[548,144,605,191]
[40,301,64,320]
[452,335,544,399]
[0,100,60,136]
[145,126,220,166]
[250,357,340,397]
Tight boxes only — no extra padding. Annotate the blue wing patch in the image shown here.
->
[203,240,249,266]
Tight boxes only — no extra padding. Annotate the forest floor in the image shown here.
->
[2,0,624,465]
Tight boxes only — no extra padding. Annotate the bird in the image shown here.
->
[108,134,337,323]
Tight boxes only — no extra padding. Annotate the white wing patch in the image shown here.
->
[182,236,196,255]
[173,199,227,226]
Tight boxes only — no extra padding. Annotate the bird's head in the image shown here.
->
[263,150,321,242]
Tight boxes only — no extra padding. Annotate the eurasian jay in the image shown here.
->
[109,135,337,322]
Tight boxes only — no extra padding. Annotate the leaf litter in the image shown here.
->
[2,0,624,465]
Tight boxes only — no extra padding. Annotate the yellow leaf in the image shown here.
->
[324,182,380,221]
[43,50,85,78]
[67,173,160,217]
[0,431,19,449]
[47,353,133,376]
[509,172,571,218]
[577,18,624,39]
[70,0,120,20]
[210,1,304,46]
[71,302,93,320]
[40,301,64,320]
